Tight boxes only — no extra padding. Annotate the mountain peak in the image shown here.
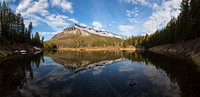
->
[72,23,83,28]
[61,24,127,39]
[50,24,127,47]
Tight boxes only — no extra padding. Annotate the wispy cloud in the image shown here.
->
[16,0,76,31]
[80,23,87,27]
[39,32,58,36]
[45,14,69,31]
[17,0,49,17]
[16,0,49,26]
[68,18,78,24]
[119,25,134,36]
[118,0,152,6]
[125,0,149,5]
[143,0,181,34]
[92,21,103,29]
[126,7,139,23]
[16,0,32,13]
[50,0,73,14]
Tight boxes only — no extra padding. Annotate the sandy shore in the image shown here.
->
[58,47,136,51]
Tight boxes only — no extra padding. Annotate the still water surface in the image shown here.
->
[0,51,200,97]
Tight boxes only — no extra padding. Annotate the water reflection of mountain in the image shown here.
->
[0,53,44,97]
[45,51,125,72]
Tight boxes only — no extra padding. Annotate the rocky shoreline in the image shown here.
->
[0,44,41,61]
[149,37,200,66]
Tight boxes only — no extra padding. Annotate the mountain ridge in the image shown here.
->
[52,23,127,40]
[46,24,127,48]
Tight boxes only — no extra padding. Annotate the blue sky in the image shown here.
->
[2,0,182,40]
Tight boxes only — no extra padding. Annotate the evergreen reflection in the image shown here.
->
[125,51,200,97]
[0,52,44,97]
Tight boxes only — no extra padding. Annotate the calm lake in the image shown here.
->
[0,51,200,97]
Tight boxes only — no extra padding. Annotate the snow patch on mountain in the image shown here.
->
[63,24,128,39]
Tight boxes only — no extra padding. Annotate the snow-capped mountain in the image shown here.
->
[52,24,127,40]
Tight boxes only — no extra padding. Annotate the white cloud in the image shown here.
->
[80,23,87,27]
[119,25,134,36]
[17,0,49,17]
[128,18,139,23]
[126,10,134,17]
[50,0,73,13]
[26,0,49,16]
[16,0,77,32]
[39,32,58,36]
[119,0,150,6]
[126,7,139,23]
[23,15,42,26]
[119,0,170,8]
[45,14,69,31]
[143,0,181,34]
[119,25,135,32]
[92,21,103,29]
[16,0,49,26]
[68,18,78,24]
[152,3,159,9]
[16,0,32,12]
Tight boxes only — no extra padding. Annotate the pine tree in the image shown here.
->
[179,0,190,40]
[28,22,33,43]
[190,0,200,38]
[35,32,40,42]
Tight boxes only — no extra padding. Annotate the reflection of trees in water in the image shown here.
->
[0,52,44,97]
[125,52,200,97]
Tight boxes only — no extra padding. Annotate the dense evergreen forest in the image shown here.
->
[0,1,43,47]
[124,0,200,48]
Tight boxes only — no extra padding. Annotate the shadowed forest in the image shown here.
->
[0,1,43,47]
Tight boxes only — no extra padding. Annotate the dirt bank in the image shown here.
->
[0,44,36,61]
[149,37,200,65]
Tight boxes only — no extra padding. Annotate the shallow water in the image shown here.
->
[0,51,200,97]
